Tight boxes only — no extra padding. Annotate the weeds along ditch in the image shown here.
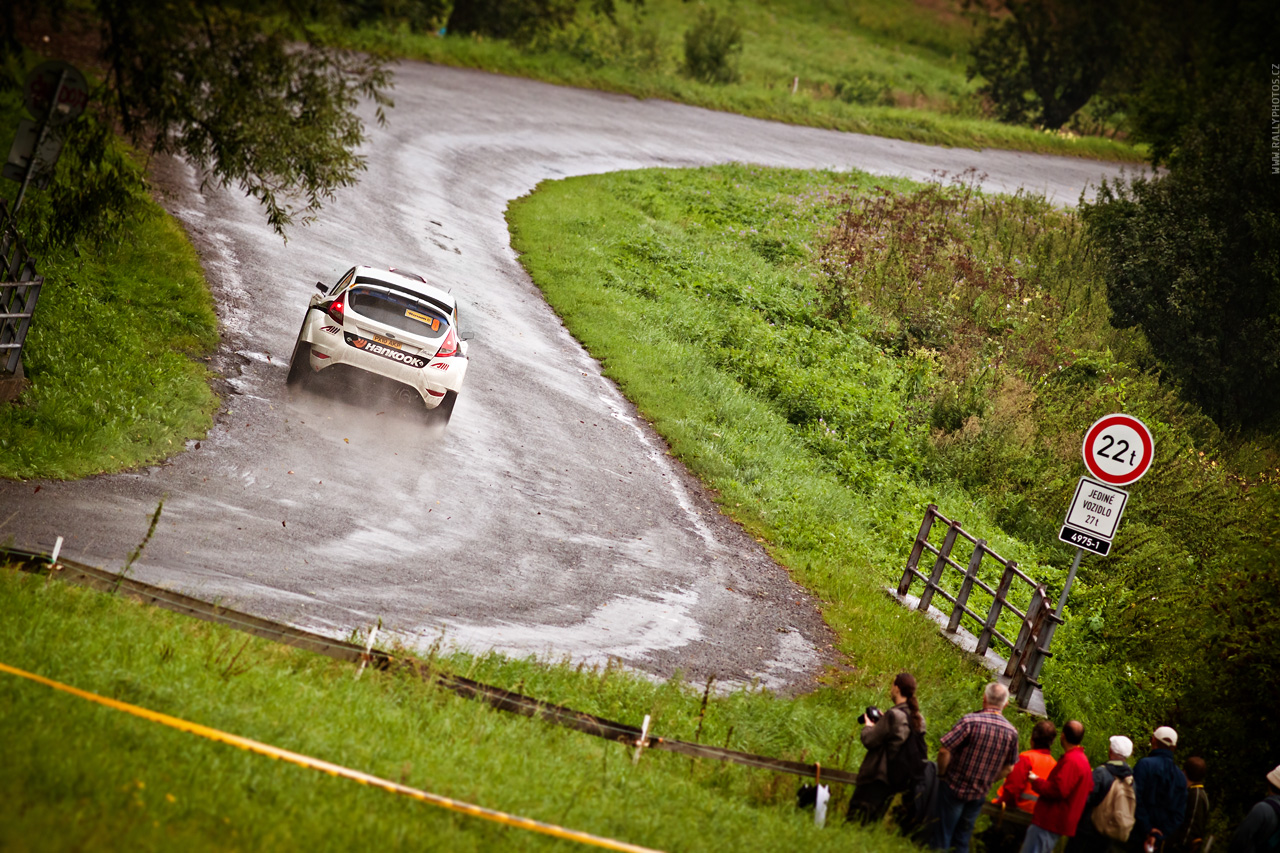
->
[507,164,1280,817]
[0,564,927,852]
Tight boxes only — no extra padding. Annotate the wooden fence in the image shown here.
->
[0,199,41,376]
[896,504,1058,709]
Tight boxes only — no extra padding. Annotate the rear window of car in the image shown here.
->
[346,286,449,339]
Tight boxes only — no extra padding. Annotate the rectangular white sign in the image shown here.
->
[1063,477,1128,540]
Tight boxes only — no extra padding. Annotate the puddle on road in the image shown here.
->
[417,587,703,668]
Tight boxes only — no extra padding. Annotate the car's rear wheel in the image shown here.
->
[431,390,458,426]
[286,324,313,388]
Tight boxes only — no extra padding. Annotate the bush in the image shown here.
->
[681,7,742,85]
[833,70,892,106]
[530,4,664,72]
[446,0,577,44]
[1081,85,1280,430]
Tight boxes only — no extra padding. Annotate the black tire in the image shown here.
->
[286,325,313,388]
[431,390,458,426]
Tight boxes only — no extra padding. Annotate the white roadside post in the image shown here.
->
[1030,414,1154,687]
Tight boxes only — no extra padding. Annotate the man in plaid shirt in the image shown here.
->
[930,682,1021,853]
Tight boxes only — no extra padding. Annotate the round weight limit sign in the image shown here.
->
[1082,414,1153,486]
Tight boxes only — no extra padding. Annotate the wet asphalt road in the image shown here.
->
[0,63,1133,691]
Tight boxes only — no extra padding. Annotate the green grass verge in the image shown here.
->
[339,0,1142,162]
[504,163,1277,775]
[0,204,219,479]
[505,163,1045,686]
[0,563,1000,851]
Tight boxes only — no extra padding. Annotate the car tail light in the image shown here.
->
[435,324,459,358]
[326,297,345,325]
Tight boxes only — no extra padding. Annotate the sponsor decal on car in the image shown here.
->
[430,362,449,370]
[321,325,341,335]
[405,308,441,332]
[345,334,428,368]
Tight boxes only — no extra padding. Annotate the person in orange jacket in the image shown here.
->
[997,720,1061,814]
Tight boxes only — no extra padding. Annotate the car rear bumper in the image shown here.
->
[300,310,467,406]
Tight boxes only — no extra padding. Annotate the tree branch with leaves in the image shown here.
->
[5,0,395,241]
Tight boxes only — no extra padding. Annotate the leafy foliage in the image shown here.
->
[446,0,578,44]
[3,1,393,242]
[337,0,450,32]
[1107,0,1278,166]
[11,109,148,251]
[1082,90,1280,429]
[964,0,1124,130]
[681,7,742,85]
[528,0,663,72]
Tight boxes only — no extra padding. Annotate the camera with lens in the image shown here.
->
[858,706,883,726]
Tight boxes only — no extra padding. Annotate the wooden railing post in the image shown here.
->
[918,521,960,613]
[977,561,1015,657]
[1007,583,1045,679]
[947,539,985,634]
[1010,585,1050,708]
[898,505,937,596]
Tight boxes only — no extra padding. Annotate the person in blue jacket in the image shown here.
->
[1228,765,1280,853]
[1130,727,1187,853]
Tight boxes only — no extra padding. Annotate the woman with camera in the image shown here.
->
[847,671,927,825]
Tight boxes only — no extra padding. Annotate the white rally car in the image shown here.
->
[286,265,469,423]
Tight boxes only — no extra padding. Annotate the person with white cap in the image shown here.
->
[1227,764,1280,853]
[1130,726,1188,853]
[1067,735,1136,853]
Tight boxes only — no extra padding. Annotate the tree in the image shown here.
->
[3,1,394,239]
[1082,84,1280,428]
[965,0,1126,130]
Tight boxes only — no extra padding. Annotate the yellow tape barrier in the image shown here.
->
[0,660,662,853]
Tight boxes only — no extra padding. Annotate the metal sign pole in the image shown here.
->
[1054,547,1084,621]
[13,68,68,214]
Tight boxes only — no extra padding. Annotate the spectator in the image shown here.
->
[1131,727,1188,853]
[1067,735,1135,853]
[1020,720,1094,853]
[983,721,1058,853]
[1227,765,1280,853]
[929,682,1020,853]
[847,672,926,825]
[1168,758,1209,853]
[997,720,1060,815]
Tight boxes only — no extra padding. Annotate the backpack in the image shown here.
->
[887,720,928,792]
[1092,774,1137,841]
[1263,798,1280,850]
[897,759,940,842]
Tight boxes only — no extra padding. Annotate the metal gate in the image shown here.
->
[0,199,41,378]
